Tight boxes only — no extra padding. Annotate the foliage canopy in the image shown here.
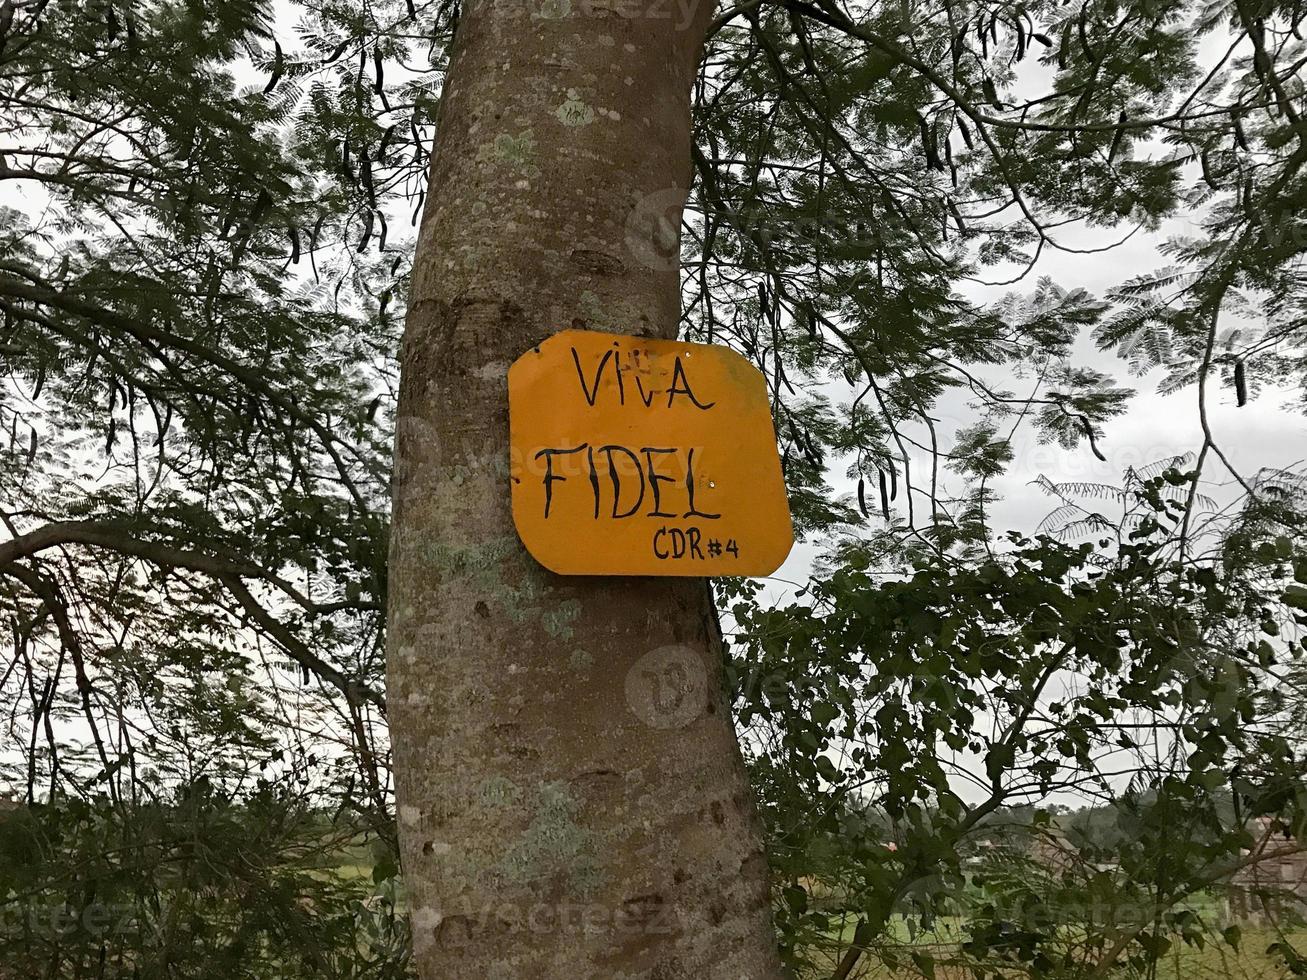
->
[1,0,1305,975]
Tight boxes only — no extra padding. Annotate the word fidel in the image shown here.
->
[531,345,739,563]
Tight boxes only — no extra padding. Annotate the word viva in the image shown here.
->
[571,346,716,411]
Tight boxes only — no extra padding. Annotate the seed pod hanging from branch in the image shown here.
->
[0,1,14,57]
[323,37,349,64]
[917,111,943,169]
[1108,110,1127,163]
[1233,110,1249,151]
[263,40,284,94]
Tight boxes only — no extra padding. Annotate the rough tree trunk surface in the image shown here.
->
[386,0,785,976]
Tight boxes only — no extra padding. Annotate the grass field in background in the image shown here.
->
[333,851,1304,978]
[803,913,1305,979]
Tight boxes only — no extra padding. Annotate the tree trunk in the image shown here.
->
[386,1,785,977]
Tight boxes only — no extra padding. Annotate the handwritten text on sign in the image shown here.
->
[508,330,793,576]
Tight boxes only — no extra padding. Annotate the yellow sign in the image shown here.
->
[509,330,793,576]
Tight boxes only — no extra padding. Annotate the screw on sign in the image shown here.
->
[508,330,794,576]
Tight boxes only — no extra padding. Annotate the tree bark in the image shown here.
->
[386,1,785,977]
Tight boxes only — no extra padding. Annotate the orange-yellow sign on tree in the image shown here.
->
[509,330,794,576]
